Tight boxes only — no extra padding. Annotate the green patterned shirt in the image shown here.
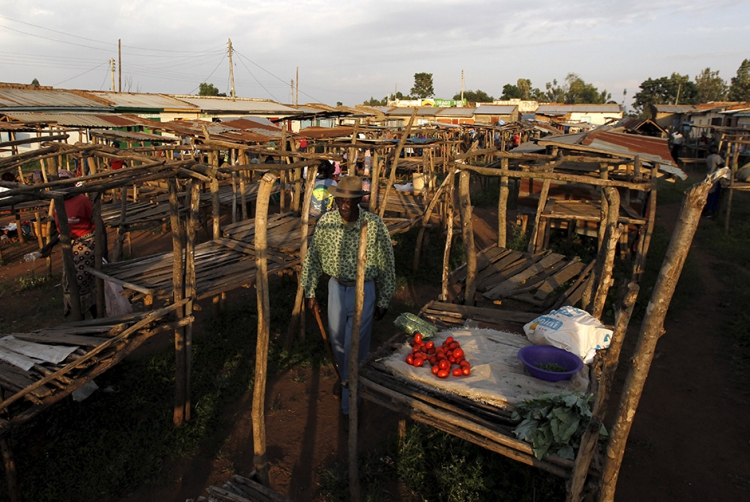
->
[301,207,396,309]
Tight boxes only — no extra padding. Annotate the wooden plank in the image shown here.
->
[534,260,585,300]
[483,253,565,299]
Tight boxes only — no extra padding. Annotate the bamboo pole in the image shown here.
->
[591,187,622,319]
[54,197,83,321]
[348,219,368,502]
[169,179,187,426]
[498,159,509,248]
[598,178,713,502]
[440,174,456,301]
[286,164,319,349]
[458,171,477,304]
[252,172,276,487]
[379,109,418,218]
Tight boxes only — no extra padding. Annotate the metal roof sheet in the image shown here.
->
[172,96,298,114]
[473,105,517,115]
[0,88,111,111]
[435,108,475,117]
[652,104,696,113]
[536,104,622,113]
[89,129,177,142]
[0,112,158,128]
[88,91,197,111]
[220,118,281,132]
[387,107,438,117]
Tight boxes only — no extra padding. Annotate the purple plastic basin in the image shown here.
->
[518,345,583,382]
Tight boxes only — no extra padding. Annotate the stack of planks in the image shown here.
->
[450,244,594,310]
[187,473,292,502]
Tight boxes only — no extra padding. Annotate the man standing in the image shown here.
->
[670,129,684,163]
[301,176,395,418]
[704,145,725,218]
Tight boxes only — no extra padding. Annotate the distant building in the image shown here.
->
[536,104,623,126]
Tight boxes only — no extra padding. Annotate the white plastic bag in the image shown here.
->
[523,306,612,364]
[104,280,133,317]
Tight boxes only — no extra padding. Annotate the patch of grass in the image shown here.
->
[0,276,327,502]
[16,271,50,291]
[506,224,530,252]
[655,177,694,205]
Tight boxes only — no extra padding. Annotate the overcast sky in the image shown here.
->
[1,0,748,109]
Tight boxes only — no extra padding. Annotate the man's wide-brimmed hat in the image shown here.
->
[329,176,369,198]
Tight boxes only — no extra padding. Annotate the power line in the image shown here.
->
[233,53,279,102]
[189,53,227,94]
[53,61,109,86]
[234,49,323,103]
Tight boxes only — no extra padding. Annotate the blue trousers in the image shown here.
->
[327,277,376,414]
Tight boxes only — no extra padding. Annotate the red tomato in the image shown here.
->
[405,354,414,365]
[413,357,424,367]
[453,348,464,359]
[449,342,459,350]
[437,369,450,378]
[449,356,456,364]
[413,332,423,344]
[445,336,454,344]
[429,356,437,366]
[431,364,440,375]
[425,341,435,350]
[438,359,450,370]
[452,368,463,377]
[460,361,471,369]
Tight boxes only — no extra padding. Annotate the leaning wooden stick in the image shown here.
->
[313,304,341,382]
[348,219,368,502]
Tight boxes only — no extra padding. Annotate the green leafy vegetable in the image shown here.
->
[511,392,606,460]
[536,362,568,372]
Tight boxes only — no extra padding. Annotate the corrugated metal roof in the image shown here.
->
[473,105,517,115]
[537,104,622,113]
[387,107,438,117]
[89,91,197,111]
[89,129,178,142]
[298,126,354,139]
[0,88,111,111]
[172,96,298,114]
[652,104,696,113]
[435,108,476,117]
[220,118,281,132]
[0,112,157,128]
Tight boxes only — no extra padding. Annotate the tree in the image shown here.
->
[500,83,521,99]
[452,89,494,103]
[695,68,728,102]
[543,73,611,104]
[632,73,699,115]
[728,59,750,102]
[363,96,387,106]
[410,72,435,99]
[336,101,343,107]
[199,82,226,97]
[30,78,40,87]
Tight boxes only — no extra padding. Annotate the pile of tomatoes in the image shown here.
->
[405,333,471,379]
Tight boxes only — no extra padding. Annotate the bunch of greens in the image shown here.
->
[512,392,607,460]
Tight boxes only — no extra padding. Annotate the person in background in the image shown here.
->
[40,170,100,317]
[670,129,684,163]
[301,176,395,423]
[110,142,125,170]
[309,160,338,217]
[703,145,725,218]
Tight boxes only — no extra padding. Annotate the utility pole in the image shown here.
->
[118,39,122,93]
[110,58,115,92]
[675,83,682,105]
[228,38,236,100]
[290,79,294,103]
[461,70,465,104]
[295,66,299,105]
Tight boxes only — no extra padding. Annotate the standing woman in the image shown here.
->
[40,170,100,317]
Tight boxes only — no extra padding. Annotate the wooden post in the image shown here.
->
[279,126,288,212]
[528,179,551,254]
[93,194,105,318]
[169,179,187,426]
[114,187,127,262]
[597,164,610,250]
[379,109,417,218]
[370,152,381,214]
[591,187,622,319]
[33,211,44,249]
[239,150,249,220]
[568,283,640,502]
[724,142,740,235]
[54,197,83,321]
[252,172,276,487]
[13,208,24,244]
[348,219,368,502]
[498,159,509,248]
[458,170,477,304]
[440,173,456,301]
[184,181,200,422]
[286,164,319,348]
[210,172,221,240]
[598,179,713,502]
[0,436,19,502]
[632,168,657,281]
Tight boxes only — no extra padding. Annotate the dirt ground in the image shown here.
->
[1,198,749,501]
